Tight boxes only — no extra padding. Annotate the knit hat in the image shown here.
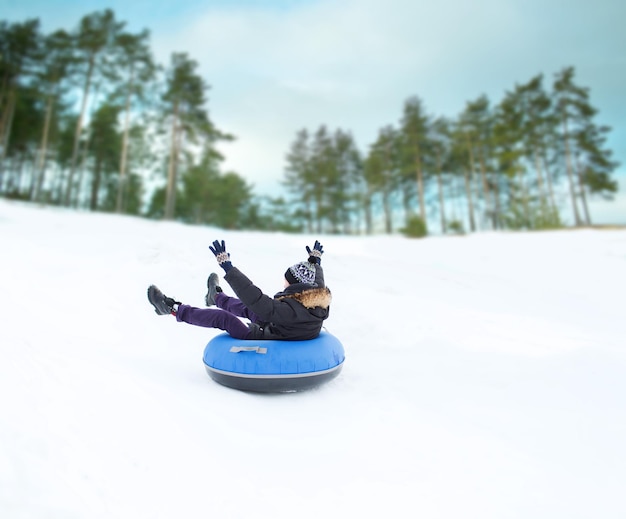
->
[285,261,316,285]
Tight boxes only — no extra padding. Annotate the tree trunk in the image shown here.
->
[435,149,446,233]
[74,146,88,208]
[1,91,16,149]
[315,177,323,234]
[382,187,392,234]
[65,55,95,206]
[90,156,102,210]
[165,103,179,220]
[116,63,135,213]
[32,94,55,202]
[561,115,582,226]
[463,167,476,232]
[0,73,9,118]
[465,134,480,230]
[477,147,493,229]
[532,148,548,214]
[11,153,26,194]
[402,185,412,226]
[492,175,501,229]
[0,90,16,192]
[574,155,592,225]
[519,169,531,227]
[74,110,99,209]
[364,189,373,235]
[305,196,313,234]
[415,146,425,222]
[54,164,66,203]
[541,151,558,215]
[0,81,14,146]
[383,141,394,234]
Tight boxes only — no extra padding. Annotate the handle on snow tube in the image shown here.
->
[229,346,267,354]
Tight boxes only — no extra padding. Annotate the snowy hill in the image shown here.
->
[1,199,625,519]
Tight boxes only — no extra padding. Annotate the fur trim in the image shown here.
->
[277,287,332,309]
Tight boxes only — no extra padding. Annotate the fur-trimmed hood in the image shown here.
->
[275,286,332,309]
[223,266,331,341]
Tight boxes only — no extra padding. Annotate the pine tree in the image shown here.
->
[430,117,452,233]
[3,85,44,196]
[450,122,478,232]
[32,29,74,202]
[309,125,334,233]
[331,129,363,234]
[496,76,562,229]
[458,95,496,229]
[0,19,41,191]
[366,126,401,234]
[283,128,314,232]
[64,9,124,206]
[113,28,156,213]
[553,67,589,226]
[574,120,618,220]
[162,52,208,219]
[179,148,251,228]
[87,101,122,210]
[492,88,528,229]
[399,97,429,224]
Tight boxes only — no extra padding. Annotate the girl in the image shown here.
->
[147,240,331,341]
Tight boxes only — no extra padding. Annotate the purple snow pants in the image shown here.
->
[175,293,262,339]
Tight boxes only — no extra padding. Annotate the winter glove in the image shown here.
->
[306,240,324,265]
[209,240,233,273]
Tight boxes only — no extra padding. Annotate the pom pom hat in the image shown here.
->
[285,261,316,285]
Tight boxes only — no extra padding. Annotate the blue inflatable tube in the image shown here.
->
[203,331,345,393]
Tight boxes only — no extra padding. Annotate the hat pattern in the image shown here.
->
[285,261,316,285]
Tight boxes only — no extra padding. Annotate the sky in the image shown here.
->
[2,198,626,518]
[3,0,626,223]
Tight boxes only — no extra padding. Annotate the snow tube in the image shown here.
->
[203,331,345,393]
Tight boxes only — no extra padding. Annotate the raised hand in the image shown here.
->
[306,240,324,264]
[209,240,233,273]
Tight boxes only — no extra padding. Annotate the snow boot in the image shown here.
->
[147,285,180,315]
[205,273,223,306]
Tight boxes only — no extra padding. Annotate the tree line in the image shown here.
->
[0,11,250,229]
[0,11,619,235]
[283,72,619,235]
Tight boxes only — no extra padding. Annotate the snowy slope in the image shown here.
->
[1,199,625,519]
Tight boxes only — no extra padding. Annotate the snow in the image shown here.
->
[1,198,625,519]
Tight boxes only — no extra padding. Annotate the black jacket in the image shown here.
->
[224,265,331,341]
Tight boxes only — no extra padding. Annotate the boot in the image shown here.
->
[147,285,181,315]
[205,273,223,306]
